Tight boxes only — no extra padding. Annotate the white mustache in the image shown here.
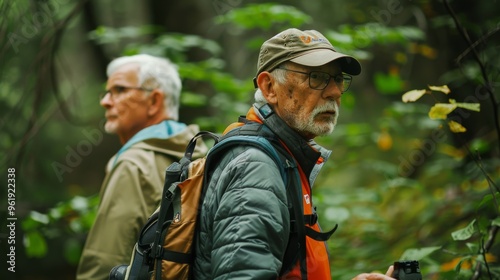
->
[313,102,338,115]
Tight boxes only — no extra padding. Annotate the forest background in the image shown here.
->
[1,0,499,279]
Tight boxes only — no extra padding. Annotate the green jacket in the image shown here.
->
[77,124,206,280]
[193,143,291,279]
[193,105,331,279]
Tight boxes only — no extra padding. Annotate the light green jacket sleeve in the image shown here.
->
[76,152,168,280]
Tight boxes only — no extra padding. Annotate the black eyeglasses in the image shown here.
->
[276,67,353,92]
[100,86,153,100]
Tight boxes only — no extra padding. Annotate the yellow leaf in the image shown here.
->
[428,85,451,94]
[428,103,457,119]
[419,44,437,59]
[485,253,498,262]
[377,129,393,151]
[402,89,428,103]
[448,120,467,133]
[441,257,473,272]
[449,99,480,112]
[439,143,465,159]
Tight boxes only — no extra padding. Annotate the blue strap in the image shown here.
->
[209,135,288,183]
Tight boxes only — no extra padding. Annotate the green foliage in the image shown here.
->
[401,247,442,260]
[215,3,312,30]
[22,195,99,264]
[333,23,425,50]
[373,71,406,94]
[88,25,161,45]
[390,73,499,279]
[451,220,477,241]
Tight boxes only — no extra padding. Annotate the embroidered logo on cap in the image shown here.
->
[300,35,328,44]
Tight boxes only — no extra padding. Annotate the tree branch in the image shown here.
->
[15,0,90,169]
[471,226,498,280]
[444,0,500,154]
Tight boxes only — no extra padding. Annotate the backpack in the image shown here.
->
[109,121,337,280]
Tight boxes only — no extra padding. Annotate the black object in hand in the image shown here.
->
[391,260,422,280]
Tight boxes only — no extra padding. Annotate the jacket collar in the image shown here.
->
[113,120,187,167]
[252,104,323,179]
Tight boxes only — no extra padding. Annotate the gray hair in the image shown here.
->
[107,54,182,120]
[254,62,289,106]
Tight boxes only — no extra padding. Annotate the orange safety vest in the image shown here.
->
[224,108,331,280]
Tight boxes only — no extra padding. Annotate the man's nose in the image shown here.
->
[322,80,342,100]
[100,92,113,107]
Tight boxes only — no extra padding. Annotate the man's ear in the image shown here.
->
[256,72,278,104]
[147,90,164,117]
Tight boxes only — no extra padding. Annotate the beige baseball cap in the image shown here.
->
[254,28,361,87]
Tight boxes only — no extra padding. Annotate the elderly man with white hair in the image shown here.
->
[77,54,206,280]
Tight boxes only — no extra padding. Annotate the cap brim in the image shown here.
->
[290,49,361,75]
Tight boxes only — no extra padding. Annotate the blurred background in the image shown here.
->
[1,0,499,279]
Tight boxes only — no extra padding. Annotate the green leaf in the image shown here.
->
[155,33,222,57]
[492,217,500,227]
[88,25,160,45]
[336,23,424,49]
[64,238,83,265]
[324,206,350,223]
[79,211,98,231]
[451,219,476,241]
[400,246,441,260]
[29,211,50,224]
[49,207,63,220]
[476,193,500,212]
[23,231,48,258]
[22,211,50,231]
[470,138,491,153]
[374,72,405,95]
[181,91,208,107]
[491,217,500,227]
[466,242,479,253]
[70,196,89,213]
[69,219,83,232]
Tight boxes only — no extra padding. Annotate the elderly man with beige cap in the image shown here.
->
[193,28,395,280]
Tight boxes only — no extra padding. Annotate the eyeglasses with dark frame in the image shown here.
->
[276,67,353,92]
[99,86,154,100]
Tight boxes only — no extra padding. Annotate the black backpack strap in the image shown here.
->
[304,207,338,241]
[284,160,308,280]
[305,225,338,242]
